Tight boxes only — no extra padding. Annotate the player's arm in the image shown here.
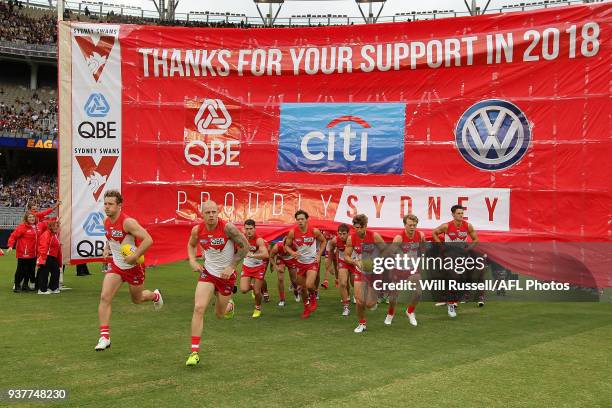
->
[187,225,203,272]
[284,230,298,258]
[431,223,448,242]
[224,222,249,278]
[344,236,359,268]
[467,223,479,249]
[102,240,110,259]
[123,218,153,265]
[313,228,326,263]
[250,237,269,260]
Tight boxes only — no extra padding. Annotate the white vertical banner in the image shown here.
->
[70,24,122,261]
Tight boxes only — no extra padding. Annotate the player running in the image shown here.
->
[269,237,300,306]
[432,205,479,318]
[186,201,249,366]
[327,224,352,316]
[344,214,386,333]
[240,219,269,318]
[95,190,162,351]
[284,210,326,319]
[385,214,425,327]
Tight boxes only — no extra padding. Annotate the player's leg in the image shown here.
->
[296,272,310,318]
[385,289,399,325]
[239,275,252,294]
[289,266,300,301]
[251,277,264,317]
[127,266,163,309]
[354,277,377,333]
[95,272,123,350]
[322,254,331,289]
[128,284,155,303]
[405,273,422,326]
[186,281,216,365]
[276,263,286,306]
[213,291,234,319]
[338,267,350,316]
[306,268,319,311]
[261,277,270,302]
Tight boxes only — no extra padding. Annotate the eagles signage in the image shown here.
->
[58,4,611,270]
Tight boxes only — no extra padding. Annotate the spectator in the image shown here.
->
[36,218,62,294]
[7,211,39,292]
[28,200,60,222]
[84,6,90,17]
[0,174,57,208]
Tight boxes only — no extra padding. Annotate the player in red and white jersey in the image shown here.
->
[385,214,425,327]
[186,200,249,366]
[344,214,386,333]
[269,238,300,306]
[95,190,162,352]
[284,210,326,319]
[327,224,353,316]
[239,219,269,318]
[432,205,479,317]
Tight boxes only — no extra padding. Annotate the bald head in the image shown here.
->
[201,200,219,228]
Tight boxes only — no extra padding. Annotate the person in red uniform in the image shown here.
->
[7,212,39,292]
[95,190,162,351]
[327,223,352,316]
[284,210,326,319]
[240,219,269,318]
[385,214,425,326]
[186,200,249,366]
[36,218,62,294]
[269,237,300,306]
[344,214,386,333]
[432,205,479,318]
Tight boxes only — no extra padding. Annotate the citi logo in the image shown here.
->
[278,103,405,175]
[302,116,370,162]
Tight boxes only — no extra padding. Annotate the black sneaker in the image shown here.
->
[13,288,21,293]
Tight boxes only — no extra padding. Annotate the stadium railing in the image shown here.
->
[0,207,26,228]
[8,0,603,29]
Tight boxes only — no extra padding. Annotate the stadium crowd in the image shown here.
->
[0,90,57,137]
[0,174,57,208]
[0,0,56,45]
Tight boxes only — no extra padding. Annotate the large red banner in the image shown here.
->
[61,4,611,274]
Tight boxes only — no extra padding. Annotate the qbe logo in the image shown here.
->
[79,92,116,139]
[277,103,405,174]
[82,211,106,237]
[84,93,110,117]
[184,98,239,167]
[194,99,231,134]
[455,99,531,171]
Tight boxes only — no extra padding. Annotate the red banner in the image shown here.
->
[61,4,611,274]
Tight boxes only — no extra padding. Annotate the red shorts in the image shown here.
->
[296,261,319,277]
[198,269,237,296]
[108,263,145,286]
[276,257,298,270]
[242,264,266,280]
[337,259,353,271]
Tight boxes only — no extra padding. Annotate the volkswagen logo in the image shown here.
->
[455,100,531,171]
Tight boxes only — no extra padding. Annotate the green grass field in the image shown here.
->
[1,253,611,408]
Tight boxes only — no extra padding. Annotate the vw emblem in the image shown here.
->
[455,99,531,171]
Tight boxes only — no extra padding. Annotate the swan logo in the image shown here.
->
[75,155,118,201]
[74,35,116,82]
